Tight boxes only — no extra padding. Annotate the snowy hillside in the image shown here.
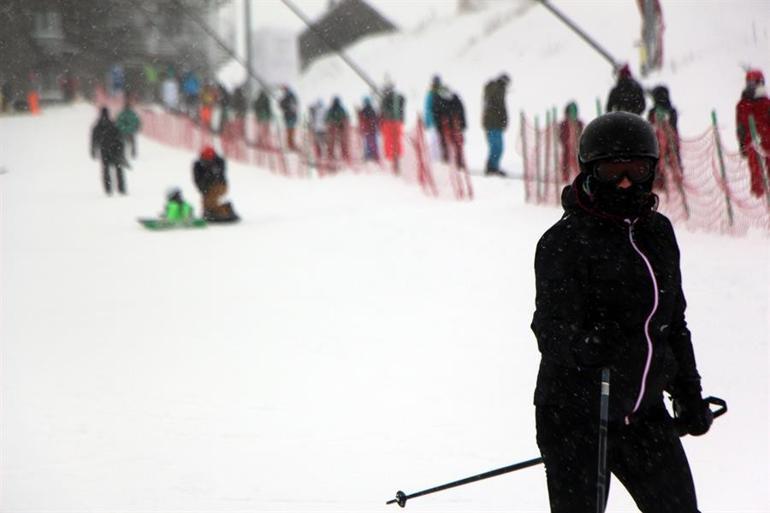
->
[2,1,770,512]
[296,0,770,173]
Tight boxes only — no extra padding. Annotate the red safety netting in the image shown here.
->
[518,112,770,236]
[94,88,472,202]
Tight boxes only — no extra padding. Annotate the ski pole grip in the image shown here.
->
[704,396,727,418]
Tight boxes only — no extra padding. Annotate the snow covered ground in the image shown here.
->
[2,0,770,511]
[1,101,768,512]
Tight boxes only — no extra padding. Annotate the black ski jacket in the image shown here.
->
[193,156,227,194]
[606,77,646,115]
[91,117,125,164]
[531,174,702,423]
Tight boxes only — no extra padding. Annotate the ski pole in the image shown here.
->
[385,456,544,508]
[596,367,610,513]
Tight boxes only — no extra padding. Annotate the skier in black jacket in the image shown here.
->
[531,112,713,513]
[91,107,127,195]
[606,64,646,115]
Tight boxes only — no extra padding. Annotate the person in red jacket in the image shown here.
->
[736,69,770,198]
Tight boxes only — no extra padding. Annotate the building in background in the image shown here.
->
[0,0,231,105]
[299,0,397,71]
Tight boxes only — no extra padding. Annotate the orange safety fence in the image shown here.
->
[94,88,472,202]
[518,111,770,235]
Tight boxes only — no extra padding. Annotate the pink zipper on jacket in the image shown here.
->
[625,218,659,424]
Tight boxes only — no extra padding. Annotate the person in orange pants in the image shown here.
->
[380,82,405,173]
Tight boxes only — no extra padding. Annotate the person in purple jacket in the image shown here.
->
[531,112,713,513]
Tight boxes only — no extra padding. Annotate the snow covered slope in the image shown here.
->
[1,98,768,511]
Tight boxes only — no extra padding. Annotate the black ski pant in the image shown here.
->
[536,404,700,513]
[102,158,125,195]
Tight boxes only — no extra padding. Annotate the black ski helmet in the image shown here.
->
[578,112,659,173]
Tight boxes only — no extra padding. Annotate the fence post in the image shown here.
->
[535,115,542,203]
[544,110,552,202]
[520,111,530,203]
[662,116,690,220]
[552,106,560,204]
[710,110,734,227]
[595,97,602,117]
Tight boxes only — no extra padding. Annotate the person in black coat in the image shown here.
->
[648,85,682,188]
[193,146,239,222]
[531,112,713,513]
[606,64,646,115]
[91,107,127,195]
[432,86,467,169]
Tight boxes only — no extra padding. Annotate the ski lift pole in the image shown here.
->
[710,110,734,227]
[166,0,277,102]
[280,0,383,100]
[538,0,620,70]
[386,456,544,507]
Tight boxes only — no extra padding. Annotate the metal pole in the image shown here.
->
[596,368,610,513]
[538,0,619,70]
[279,0,382,99]
[243,0,255,98]
[710,110,734,227]
[166,0,276,100]
[520,111,530,202]
[386,457,543,507]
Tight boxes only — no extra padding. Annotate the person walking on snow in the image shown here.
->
[91,107,127,195]
[606,64,646,115]
[735,68,770,198]
[532,112,713,513]
[116,100,141,158]
[482,73,511,176]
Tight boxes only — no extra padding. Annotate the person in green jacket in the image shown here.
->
[164,188,194,222]
[116,101,141,158]
[253,89,273,148]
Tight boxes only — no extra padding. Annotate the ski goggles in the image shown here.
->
[593,159,654,184]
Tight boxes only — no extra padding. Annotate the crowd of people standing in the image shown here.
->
[87,57,770,208]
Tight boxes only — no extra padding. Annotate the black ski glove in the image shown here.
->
[572,322,623,368]
[673,387,714,437]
